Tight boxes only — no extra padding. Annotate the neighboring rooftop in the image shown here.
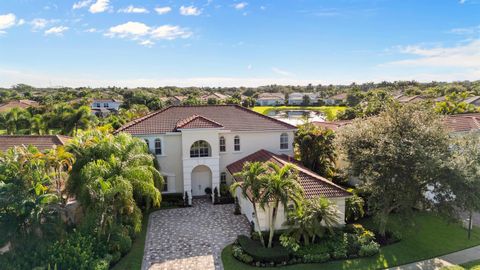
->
[312,120,353,131]
[92,98,122,103]
[464,96,480,105]
[327,93,347,100]
[116,105,296,135]
[395,95,425,103]
[227,149,350,199]
[201,92,230,100]
[0,135,71,152]
[257,93,285,100]
[0,99,39,112]
[444,113,480,133]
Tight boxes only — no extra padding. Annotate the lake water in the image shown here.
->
[268,110,325,126]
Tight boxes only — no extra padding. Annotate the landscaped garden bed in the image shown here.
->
[223,213,480,270]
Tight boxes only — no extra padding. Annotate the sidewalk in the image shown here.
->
[387,245,480,270]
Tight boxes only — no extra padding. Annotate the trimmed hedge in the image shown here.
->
[161,193,184,207]
[237,235,290,264]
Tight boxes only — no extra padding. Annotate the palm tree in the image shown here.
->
[259,162,304,248]
[66,106,94,135]
[305,196,340,243]
[5,108,30,134]
[44,146,74,201]
[30,114,46,135]
[230,161,267,247]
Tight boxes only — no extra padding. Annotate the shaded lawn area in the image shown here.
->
[222,212,480,270]
[251,106,346,120]
[442,260,480,270]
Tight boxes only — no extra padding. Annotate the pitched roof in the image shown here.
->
[92,98,122,103]
[444,113,480,133]
[226,149,350,199]
[0,135,71,152]
[115,105,296,135]
[201,92,230,100]
[327,93,347,100]
[396,95,425,103]
[312,120,352,131]
[175,115,224,130]
[257,93,285,100]
[464,96,480,105]
[0,99,39,112]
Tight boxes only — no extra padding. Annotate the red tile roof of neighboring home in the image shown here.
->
[444,113,480,133]
[226,149,350,200]
[0,135,71,152]
[0,99,39,112]
[312,120,352,131]
[115,105,296,135]
[201,92,230,100]
[176,114,224,130]
[257,93,285,100]
[396,95,425,103]
[328,93,347,100]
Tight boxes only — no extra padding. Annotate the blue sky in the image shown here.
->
[0,0,479,87]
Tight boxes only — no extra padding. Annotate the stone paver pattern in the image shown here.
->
[142,198,250,270]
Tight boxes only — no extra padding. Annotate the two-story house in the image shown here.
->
[116,105,349,228]
[91,99,123,117]
[288,92,318,105]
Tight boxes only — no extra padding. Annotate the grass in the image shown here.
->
[222,212,480,270]
[442,260,480,270]
[110,209,155,270]
[251,106,346,120]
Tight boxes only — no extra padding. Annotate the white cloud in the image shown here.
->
[17,19,25,26]
[106,22,150,39]
[73,0,93,9]
[272,67,293,76]
[118,5,149,14]
[44,26,69,36]
[459,0,467,4]
[30,18,49,30]
[260,6,266,10]
[106,22,192,44]
[150,25,192,40]
[234,2,248,10]
[155,6,172,15]
[180,5,201,16]
[0,13,17,32]
[89,0,110,13]
[84,28,99,33]
[139,40,154,47]
[387,40,480,68]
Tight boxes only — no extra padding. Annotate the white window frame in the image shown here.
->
[234,136,240,152]
[220,172,227,184]
[155,138,162,155]
[280,133,289,150]
[219,136,226,152]
[190,140,211,158]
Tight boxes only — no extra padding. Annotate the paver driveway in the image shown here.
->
[142,198,250,270]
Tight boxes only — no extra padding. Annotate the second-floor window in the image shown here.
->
[155,138,162,155]
[104,103,109,108]
[95,103,100,107]
[280,133,289,149]
[190,140,211,158]
[219,136,226,152]
[234,136,240,151]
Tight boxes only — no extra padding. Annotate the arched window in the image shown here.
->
[155,138,162,155]
[219,136,226,152]
[234,136,240,151]
[190,140,211,158]
[280,133,289,149]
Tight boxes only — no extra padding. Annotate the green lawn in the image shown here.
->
[251,106,346,121]
[222,212,480,270]
[442,260,480,270]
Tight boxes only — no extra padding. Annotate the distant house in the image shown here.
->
[91,99,123,117]
[324,93,347,105]
[169,96,188,106]
[464,96,480,107]
[288,92,318,105]
[434,96,447,103]
[312,120,352,131]
[395,95,425,104]
[255,93,285,106]
[201,92,230,103]
[0,135,70,152]
[444,113,480,135]
[0,99,39,112]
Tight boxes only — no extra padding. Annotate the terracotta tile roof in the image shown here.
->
[0,99,39,112]
[175,114,224,130]
[396,95,425,103]
[0,135,71,152]
[327,93,347,100]
[226,149,350,200]
[257,93,285,100]
[312,120,352,131]
[444,113,480,133]
[115,105,296,135]
[201,92,230,100]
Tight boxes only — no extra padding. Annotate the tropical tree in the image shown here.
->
[336,103,453,236]
[66,129,163,236]
[259,162,304,248]
[66,106,94,135]
[4,108,30,134]
[230,161,268,247]
[44,146,74,201]
[295,123,336,179]
[30,114,46,135]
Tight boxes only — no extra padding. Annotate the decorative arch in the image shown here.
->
[190,140,211,158]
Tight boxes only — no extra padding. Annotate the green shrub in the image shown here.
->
[359,241,380,257]
[302,253,331,263]
[232,244,254,264]
[237,235,290,264]
[294,241,330,257]
[108,225,133,256]
[161,193,184,207]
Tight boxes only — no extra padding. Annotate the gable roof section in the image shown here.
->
[226,149,350,199]
[116,105,296,135]
[175,114,224,130]
[464,96,480,105]
[0,99,39,112]
[257,93,285,100]
[444,113,480,133]
[327,93,347,100]
[0,135,71,152]
[312,120,352,131]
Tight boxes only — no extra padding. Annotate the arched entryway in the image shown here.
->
[191,165,212,196]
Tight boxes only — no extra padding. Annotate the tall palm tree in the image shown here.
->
[259,162,304,248]
[44,146,74,200]
[5,108,30,134]
[230,161,267,247]
[305,196,340,243]
[66,106,94,136]
[30,114,46,135]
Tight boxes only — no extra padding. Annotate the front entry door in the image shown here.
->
[191,165,212,196]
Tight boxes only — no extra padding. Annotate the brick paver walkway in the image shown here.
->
[142,198,250,270]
